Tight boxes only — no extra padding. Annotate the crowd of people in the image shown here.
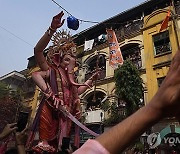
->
[0,123,27,154]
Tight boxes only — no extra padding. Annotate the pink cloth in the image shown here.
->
[73,139,110,154]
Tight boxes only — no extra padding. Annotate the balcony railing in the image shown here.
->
[122,47,142,69]
[155,43,171,55]
[116,20,143,41]
[85,70,106,81]
[85,109,104,124]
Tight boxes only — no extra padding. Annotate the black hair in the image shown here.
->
[5,148,18,154]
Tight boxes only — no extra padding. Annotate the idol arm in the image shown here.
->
[32,70,50,93]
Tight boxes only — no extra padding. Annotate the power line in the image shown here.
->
[51,0,73,17]
[51,0,99,24]
[0,25,33,47]
[51,0,144,26]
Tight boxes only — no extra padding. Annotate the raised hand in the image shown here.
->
[50,11,65,30]
[15,127,28,145]
[53,97,64,110]
[0,123,17,140]
[150,49,180,119]
[45,89,64,110]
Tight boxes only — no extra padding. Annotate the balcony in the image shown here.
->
[85,109,104,124]
[116,20,143,41]
[85,70,106,81]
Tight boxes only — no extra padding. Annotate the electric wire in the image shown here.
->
[51,0,104,24]
[51,0,144,27]
[0,25,33,47]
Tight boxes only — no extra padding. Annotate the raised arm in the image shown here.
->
[78,71,100,95]
[15,128,28,154]
[74,49,180,154]
[32,70,50,93]
[34,11,65,71]
[95,49,180,153]
[0,123,17,140]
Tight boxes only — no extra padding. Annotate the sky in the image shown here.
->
[0,0,146,76]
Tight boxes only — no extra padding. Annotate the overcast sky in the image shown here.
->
[0,0,146,76]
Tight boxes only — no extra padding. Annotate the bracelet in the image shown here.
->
[47,26,56,36]
[49,26,56,32]
[68,71,74,74]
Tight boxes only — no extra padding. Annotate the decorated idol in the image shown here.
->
[26,11,99,153]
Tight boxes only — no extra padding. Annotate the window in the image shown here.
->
[85,55,106,80]
[157,77,165,87]
[121,45,142,69]
[153,31,171,56]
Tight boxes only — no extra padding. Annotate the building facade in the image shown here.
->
[72,0,180,150]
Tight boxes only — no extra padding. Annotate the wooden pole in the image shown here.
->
[92,52,100,103]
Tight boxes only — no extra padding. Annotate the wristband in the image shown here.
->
[47,26,56,36]
[68,70,74,74]
[49,26,56,32]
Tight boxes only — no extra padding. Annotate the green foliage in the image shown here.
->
[0,82,24,131]
[103,101,125,126]
[100,100,110,112]
[114,59,143,116]
[0,82,11,99]
[135,141,144,151]
[99,60,143,126]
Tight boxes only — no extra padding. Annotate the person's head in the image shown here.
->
[26,149,35,154]
[5,148,18,154]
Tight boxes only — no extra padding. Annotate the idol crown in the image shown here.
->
[49,29,76,57]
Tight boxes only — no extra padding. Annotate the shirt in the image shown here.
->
[73,139,110,154]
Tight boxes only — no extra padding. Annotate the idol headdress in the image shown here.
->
[46,29,77,66]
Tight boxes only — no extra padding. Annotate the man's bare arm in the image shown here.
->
[95,49,180,154]
[95,101,162,153]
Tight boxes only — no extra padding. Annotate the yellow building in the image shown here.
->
[26,56,41,121]
[141,2,180,150]
[143,5,180,102]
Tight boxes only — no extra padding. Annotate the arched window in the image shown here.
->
[86,91,106,111]
[85,54,106,80]
[121,43,142,69]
